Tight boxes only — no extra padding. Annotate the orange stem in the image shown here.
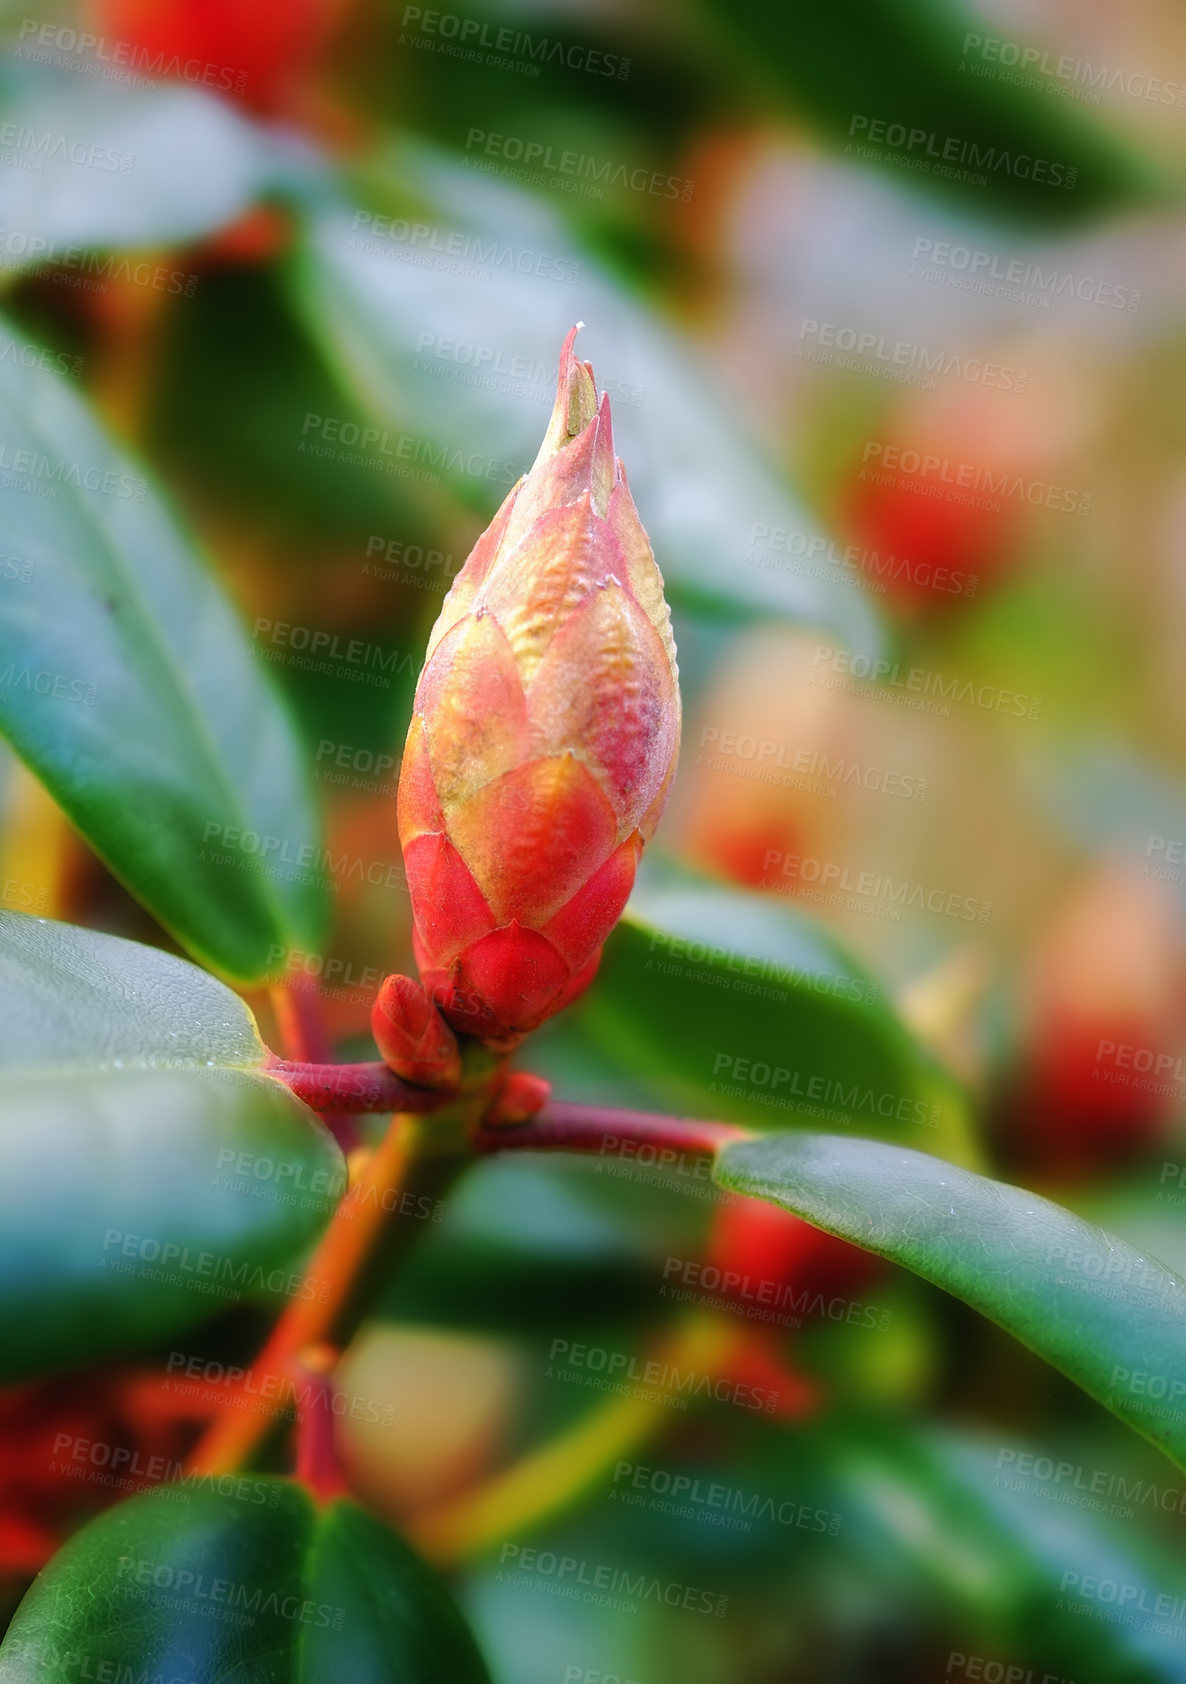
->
[187,1111,433,1476]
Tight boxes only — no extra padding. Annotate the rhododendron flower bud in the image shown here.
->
[398,325,680,1045]
[371,974,462,1090]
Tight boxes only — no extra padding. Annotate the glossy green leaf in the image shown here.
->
[0,314,327,980]
[286,141,884,657]
[0,60,294,260]
[578,864,971,1158]
[0,913,344,1380]
[716,1131,1186,1471]
[699,0,1167,224]
[0,1479,491,1683]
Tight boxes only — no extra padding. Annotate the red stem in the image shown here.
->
[266,1062,745,1164]
[269,984,364,1152]
[475,1099,747,1160]
[269,984,335,1065]
[265,1055,455,1115]
[291,1351,348,1505]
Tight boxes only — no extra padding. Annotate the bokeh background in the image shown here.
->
[1,0,1185,1678]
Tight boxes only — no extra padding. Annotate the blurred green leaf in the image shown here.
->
[1071,1178,1186,1288]
[525,1011,687,1114]
[378,1154,674,1336]
[716,1132,1186,1471]
[699,0,1169,224]
[458,1412,1186,1680]
[578,863,970,1157]
[0,315,327,981]
[819,1419,1186,1682]
[0,913,343,1380]
[285,141,884,656]
[463,1542,645,1684]
[0,60,296,260]
[382,1238,655,1337]
[0,1479,491,1682]
[151,262,434,544]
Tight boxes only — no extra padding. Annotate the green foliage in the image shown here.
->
[0,914,342,1379]
[0,19,1178,1680]
[0,63,294,258]
[0,1479,491,1682]
[0,320,328,981]
[716,1131,1186,1470]
[697,0,1169,223]
[580,863,971,1156]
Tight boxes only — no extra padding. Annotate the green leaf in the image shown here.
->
[0,60,293,260]
[715,1131,1186,1471]
[0,1479,491,1683]
[818,1418,1186,1682]
[578,863,973,1160]
[698,0,1168,224]
[285,141,884,658]
[377,1153,664,1337]
[0,314,327,981]
[0,912,344,1380]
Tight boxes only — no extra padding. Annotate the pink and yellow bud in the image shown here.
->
[397,326,681,1045]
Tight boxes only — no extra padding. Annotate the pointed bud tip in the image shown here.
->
[533,326,599,469]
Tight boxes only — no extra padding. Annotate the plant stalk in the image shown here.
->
[476,1099,748,1161]
[411,1313,749,1563]
[264,1054,456,1115]
[186,1073,494,1477]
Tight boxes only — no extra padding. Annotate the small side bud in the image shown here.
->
[372,974,462,1091]
[485,1071,552,1128]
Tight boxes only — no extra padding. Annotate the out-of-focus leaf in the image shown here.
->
[463,1545,645,1684]
[1035,742,1186,919]
[0,913,343,1380]
[820,1419,1186,1682]
[151,262,431,544]
[460,1414,1186,1680]
[1071,1179,1186,1287]
[716,1131,1186,1471]
[525,1011,686,1114]
[578,862,971,1159]
[0,315,327,980]
[378,1154,673,1336]
[697,0,1168,224]
[0,1480,491,1682]
[0,60,297,259]
[285,141,884,657]
[383,1239,653,1335]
